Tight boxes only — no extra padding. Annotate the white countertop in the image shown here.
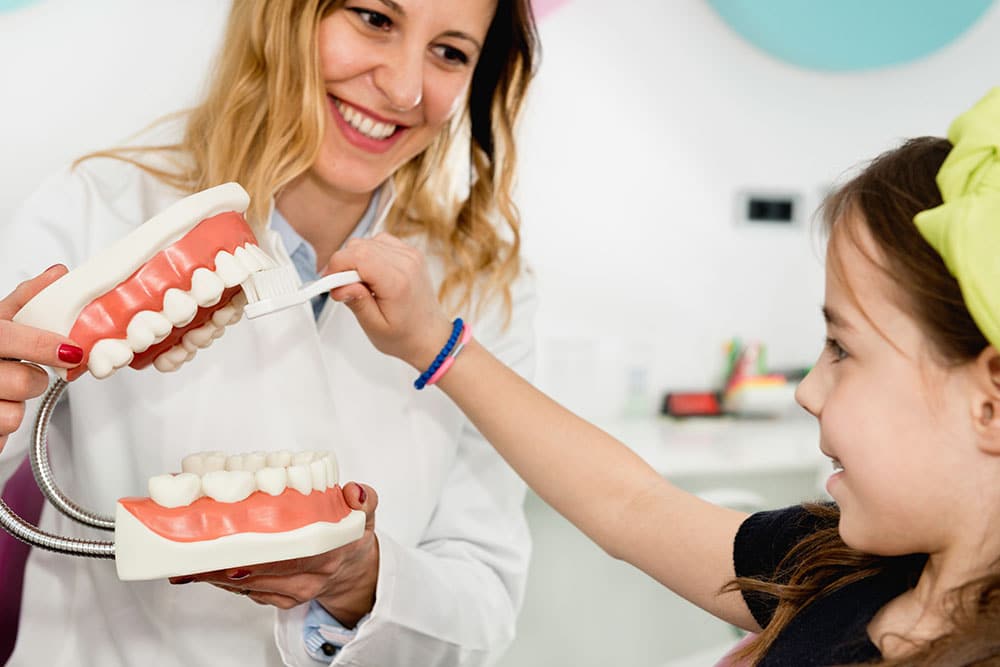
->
[591,414,824,478]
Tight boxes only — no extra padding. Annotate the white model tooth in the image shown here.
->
[266,450,292,468]
[126,310,173,353]
[234,245,262,272]
[181,453,206,475]
[291,451,316,466]
[324,456,338,487]
[243,452,266,473]
[201,470,256,503]
[181,324,216,352]
[286,464,314,496]
[88,339,134,379]
[230,290,248,308]
[255,466,288,496]
[148,472,202,508]
[309,459,327,491]
[214,251,250,287]
[190,268,226,307]
[225,454,245,471]
[201,451,227,473]
[247,244,277,269]
[210,326,225,340]
[162,288,199,327]
[153,353,180,373]
[211,304,239,327]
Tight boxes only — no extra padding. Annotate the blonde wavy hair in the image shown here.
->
[80,0,539,317]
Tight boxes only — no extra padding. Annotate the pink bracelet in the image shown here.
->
[426,324,472,386]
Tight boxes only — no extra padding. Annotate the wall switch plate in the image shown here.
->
[735,190,802,226]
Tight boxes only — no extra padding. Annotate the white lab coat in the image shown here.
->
[0,155,535,667]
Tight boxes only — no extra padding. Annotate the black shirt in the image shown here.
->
[734,504,927,666]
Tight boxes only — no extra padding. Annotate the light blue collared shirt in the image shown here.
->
[269,188,382,661]
[269,188,383,320]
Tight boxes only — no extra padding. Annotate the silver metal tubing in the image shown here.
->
[30,379,115,531]
[0,498,114,558]
[0,377,116,558]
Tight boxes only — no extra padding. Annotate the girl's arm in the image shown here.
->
[327,233,761,632]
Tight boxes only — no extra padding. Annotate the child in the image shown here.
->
[327,88,1000,665]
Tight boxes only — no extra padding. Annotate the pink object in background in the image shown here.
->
[532,0,570,19]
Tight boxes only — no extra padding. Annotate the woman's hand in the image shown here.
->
[170,482,380,627]
[325,233,453,371]
[0,265,84,452]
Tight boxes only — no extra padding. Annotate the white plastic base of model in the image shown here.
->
[113,504,366,581]
[13,183,250,338]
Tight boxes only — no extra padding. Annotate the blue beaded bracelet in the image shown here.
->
[414,318,464,390]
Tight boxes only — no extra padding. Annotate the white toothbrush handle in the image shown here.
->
[300,270,362,301]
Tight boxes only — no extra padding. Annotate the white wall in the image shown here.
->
[2,0,999,421]
[516,0,1000,420]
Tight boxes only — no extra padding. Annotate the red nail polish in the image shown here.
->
[358,486,367,504]
[171,576,195,585]
[57,344,84,365]
[229,569,251,580]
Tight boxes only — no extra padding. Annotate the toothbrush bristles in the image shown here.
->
[243,264,303,302]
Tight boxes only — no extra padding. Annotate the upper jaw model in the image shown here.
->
[13,182,275,381]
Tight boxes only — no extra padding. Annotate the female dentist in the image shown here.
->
[0,0,539,665]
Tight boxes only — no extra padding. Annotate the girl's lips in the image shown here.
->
[328,96,407,155]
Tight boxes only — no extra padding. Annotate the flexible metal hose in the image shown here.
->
[29,379,115,530]
[0,378,115,557]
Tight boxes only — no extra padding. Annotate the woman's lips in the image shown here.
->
[328,95,407,154]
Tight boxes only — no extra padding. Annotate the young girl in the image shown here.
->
[0,1,539,665]
[326,88,1000,666]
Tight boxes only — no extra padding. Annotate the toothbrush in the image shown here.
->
[241,262,362,319]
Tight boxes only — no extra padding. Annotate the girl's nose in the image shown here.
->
[374,45,424,113]
[794,365,822,418]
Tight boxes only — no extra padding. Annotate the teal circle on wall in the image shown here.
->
[706,0,994,71]
[0,0,41,11]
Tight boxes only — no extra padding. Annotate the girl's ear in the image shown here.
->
[971,347,1000,454]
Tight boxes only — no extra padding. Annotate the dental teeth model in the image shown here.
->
[114,449,365,581]
[13,183,274,381]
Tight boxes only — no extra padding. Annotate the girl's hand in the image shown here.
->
[325,233,453,371]
[170,482,380,627]
[0,265,84,451]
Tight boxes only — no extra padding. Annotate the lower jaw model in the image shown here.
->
[116,449,365,580]
[13,182,273,381]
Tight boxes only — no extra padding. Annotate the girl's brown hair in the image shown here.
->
[78,0,539,317]
[728,137,1000,665]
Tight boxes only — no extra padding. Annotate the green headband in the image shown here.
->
[914,87,1000,349]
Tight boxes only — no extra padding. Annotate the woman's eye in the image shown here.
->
[434,44,469,65]
[825,337,848,363]
[350,8,393,30]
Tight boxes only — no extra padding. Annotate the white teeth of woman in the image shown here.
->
[335,100,397,140]
[151,450,339,507]
[85,244,264,379]
[148,472,203,508]
[202,470,256,503]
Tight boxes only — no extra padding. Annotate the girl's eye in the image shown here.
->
[434,44,470,65]
[825,337,848,363]
[350,8,393,30]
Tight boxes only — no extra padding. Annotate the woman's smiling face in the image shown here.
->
[311,0,498,195]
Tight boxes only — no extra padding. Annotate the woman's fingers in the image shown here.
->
[0,264,67,320]
[0,265,84,370]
